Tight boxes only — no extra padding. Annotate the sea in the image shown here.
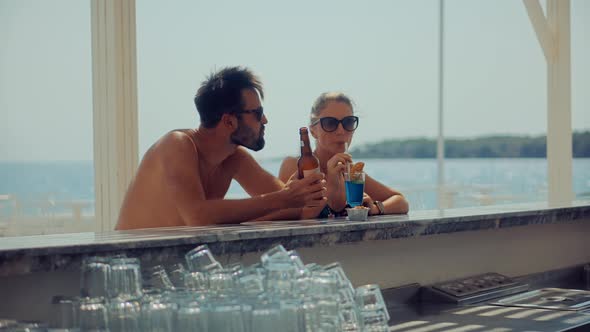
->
[1,158,589,217]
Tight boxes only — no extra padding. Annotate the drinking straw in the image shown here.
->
[345,142,351,175]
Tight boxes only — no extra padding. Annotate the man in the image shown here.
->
[116,67,326,230]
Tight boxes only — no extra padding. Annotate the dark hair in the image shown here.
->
[310,92,355,124]
[194,67,264,128]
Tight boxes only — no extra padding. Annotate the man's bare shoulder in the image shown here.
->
[224,146,258,172]
[225,146,253,163]
[151,130,198,161]
[157,129,196,147]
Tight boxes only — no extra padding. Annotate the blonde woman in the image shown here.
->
[279,92,409,218]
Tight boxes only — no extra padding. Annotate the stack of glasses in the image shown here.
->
[49,244,389,332]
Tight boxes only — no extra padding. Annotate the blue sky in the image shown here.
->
[1,0,588,161]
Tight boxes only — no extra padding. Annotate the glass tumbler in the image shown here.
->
[80,256,111,299]
[109,257,143,300]
[185,244,222,273]
[79,297,109,331]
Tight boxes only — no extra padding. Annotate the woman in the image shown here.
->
[279,92,409,217]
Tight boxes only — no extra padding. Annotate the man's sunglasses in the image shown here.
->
[235,107,264,122]
[311,116,359,132]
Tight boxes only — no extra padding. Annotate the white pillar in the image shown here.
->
[91,0,138,231]
[523,0,573,205]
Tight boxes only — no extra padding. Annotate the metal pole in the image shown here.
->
[437,0,446,209]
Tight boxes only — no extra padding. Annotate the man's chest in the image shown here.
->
[200,167,233,200]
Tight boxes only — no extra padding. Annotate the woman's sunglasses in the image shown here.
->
[311,116,359,132]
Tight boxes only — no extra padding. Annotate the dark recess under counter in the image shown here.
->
[383,266,590,331]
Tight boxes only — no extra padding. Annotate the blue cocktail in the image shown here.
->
[345,172,365,207]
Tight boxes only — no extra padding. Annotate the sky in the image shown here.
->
[0,0,588,161]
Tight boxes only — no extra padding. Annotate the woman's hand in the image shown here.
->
[326,153,353,181]
[324,153,352,212]
[362,193,380,216]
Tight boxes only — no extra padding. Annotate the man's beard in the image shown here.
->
[230,122,265,151]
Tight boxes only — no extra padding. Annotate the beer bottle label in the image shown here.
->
[303,168,320,178]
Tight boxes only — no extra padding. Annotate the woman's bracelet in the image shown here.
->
[373,201,385,215]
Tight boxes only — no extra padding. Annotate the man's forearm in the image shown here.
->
[184,191,290,226]
[327,182,347,212]
[256,208,302,221]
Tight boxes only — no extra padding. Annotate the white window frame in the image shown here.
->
[88,1,574,232]
[91,0,138,232]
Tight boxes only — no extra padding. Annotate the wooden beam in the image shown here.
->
[524,0,573,205]
[523,0,556,63]
[546,0,573,205]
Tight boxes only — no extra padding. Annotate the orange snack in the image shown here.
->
[351,162,365,174]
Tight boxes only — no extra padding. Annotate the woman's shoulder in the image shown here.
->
[278,156,298,180]
[280,156,299,170]
[281,156,298,164]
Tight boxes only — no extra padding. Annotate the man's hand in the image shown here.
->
[281,172,327,208]
[300,197,328,219]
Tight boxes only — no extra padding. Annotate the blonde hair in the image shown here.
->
[310,92,355,124]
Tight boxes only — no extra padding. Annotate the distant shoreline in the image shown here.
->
[1,131,589,162]
[349,131,590,159]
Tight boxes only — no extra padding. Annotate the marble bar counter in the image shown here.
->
[1,201,589,322]
[1,201,589,277]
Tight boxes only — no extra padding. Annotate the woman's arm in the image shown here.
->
[364,174,409,214]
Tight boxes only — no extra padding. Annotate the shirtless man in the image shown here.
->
[116,67,326,230]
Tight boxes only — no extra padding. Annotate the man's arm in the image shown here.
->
[273,157,327,220]
[232,150,326,221]
[254,169,328,221]
[160,133,324,226]
[231,147,285,196]
[256,201,327,221]
[234,151,327,220]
